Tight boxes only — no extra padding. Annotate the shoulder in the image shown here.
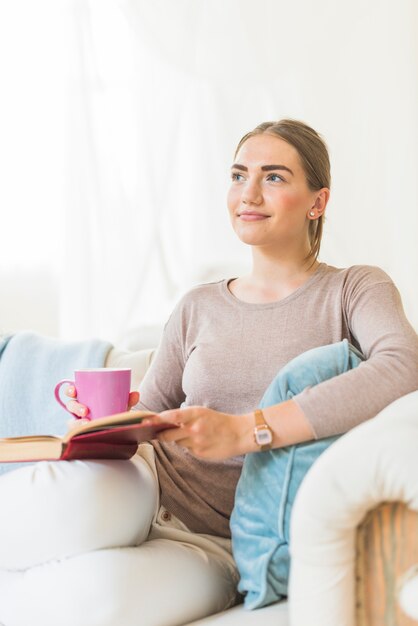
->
[343,264,393,283]
[164,280,227,329]
[339,264,395,293]
[321,263,394,289]
[318,264,399,312]
[328,265,400,313]
[175,280,226,310]
[161,280,230,348]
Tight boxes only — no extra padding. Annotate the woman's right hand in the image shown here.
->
[64,386,140,420]
[65,385,90,419]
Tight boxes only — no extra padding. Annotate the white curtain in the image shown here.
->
[0,1,69,336]
[58,0,418,340]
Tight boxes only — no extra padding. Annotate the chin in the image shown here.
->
[233,231,270,246]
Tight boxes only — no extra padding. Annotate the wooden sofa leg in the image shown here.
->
[356,502,418,625]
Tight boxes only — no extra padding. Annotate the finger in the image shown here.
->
[128,391,140,409]
[156,431,205,457]
[66,417,90,430]
[142,412,179,426]
[158,408,198,424]
[156,425,189,444]
[143,407,201,427]
[66,399,89,419]
[65,385,77,398]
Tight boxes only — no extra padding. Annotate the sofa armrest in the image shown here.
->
[288,390,418,626]
[356,501,418,625]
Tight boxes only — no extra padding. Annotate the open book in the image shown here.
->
[0,410,176,463]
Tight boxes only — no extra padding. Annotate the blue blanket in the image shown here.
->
[0,332,112,475]
[230,339,364,609]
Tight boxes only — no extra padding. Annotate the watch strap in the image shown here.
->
[254,409,266,428]
[253,408,273,451]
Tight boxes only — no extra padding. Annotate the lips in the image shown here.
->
[238,211,269,221]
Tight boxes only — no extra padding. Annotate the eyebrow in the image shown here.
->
[231,163,294,176]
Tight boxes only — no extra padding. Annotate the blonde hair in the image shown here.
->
[234,119,331,264]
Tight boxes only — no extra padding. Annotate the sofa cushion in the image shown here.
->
[230,340,363,609]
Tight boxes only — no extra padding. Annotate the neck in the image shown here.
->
[249,242,319,288]
[228,243,321,304]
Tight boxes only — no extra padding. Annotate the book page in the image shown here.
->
[63,409,156,442]
[0,436,62,462]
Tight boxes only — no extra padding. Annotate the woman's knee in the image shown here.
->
[0,455,158,569]
[0,550,138,626]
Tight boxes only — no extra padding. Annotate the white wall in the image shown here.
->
[0,0,66,337]
[1,0,418,341]
[0,269,60,337]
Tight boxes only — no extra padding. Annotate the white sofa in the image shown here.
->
[113,345,418,625]
[1,346,418,626]
[190,389,418,626]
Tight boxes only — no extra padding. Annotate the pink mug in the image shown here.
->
[54,368,132,421]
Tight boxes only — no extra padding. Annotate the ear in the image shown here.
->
[309,188,330,218]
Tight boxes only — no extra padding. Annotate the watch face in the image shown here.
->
[255,428,273,445]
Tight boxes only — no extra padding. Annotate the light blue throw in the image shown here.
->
[0,332,111,475]
[230,339,364,610]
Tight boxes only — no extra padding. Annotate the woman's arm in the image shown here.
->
[151,399,314,459]
[136,303,187,414]
[294,270,418,439]
[150,267,418,459]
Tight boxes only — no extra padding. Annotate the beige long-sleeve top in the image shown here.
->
[138,263,418,538]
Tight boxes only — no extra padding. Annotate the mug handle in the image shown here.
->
[54,379,79,416]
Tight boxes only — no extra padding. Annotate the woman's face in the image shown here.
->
[227,133,322,249]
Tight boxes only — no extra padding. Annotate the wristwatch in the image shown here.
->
[253,409,273,451]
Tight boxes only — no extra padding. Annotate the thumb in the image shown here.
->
[128,391,140,409]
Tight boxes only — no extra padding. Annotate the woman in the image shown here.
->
[3,119,418,626]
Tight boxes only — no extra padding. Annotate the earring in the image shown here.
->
[309,210,315,217]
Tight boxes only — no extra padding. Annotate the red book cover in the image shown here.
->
[0,411,176,463]
[61,422,176,460]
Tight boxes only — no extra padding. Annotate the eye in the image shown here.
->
[267,173,284,182]
[231,172,245,182]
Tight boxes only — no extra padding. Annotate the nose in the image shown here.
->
[242,180,262,205]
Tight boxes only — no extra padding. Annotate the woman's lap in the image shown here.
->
[0,445,238,626]
[0,453,158,569]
